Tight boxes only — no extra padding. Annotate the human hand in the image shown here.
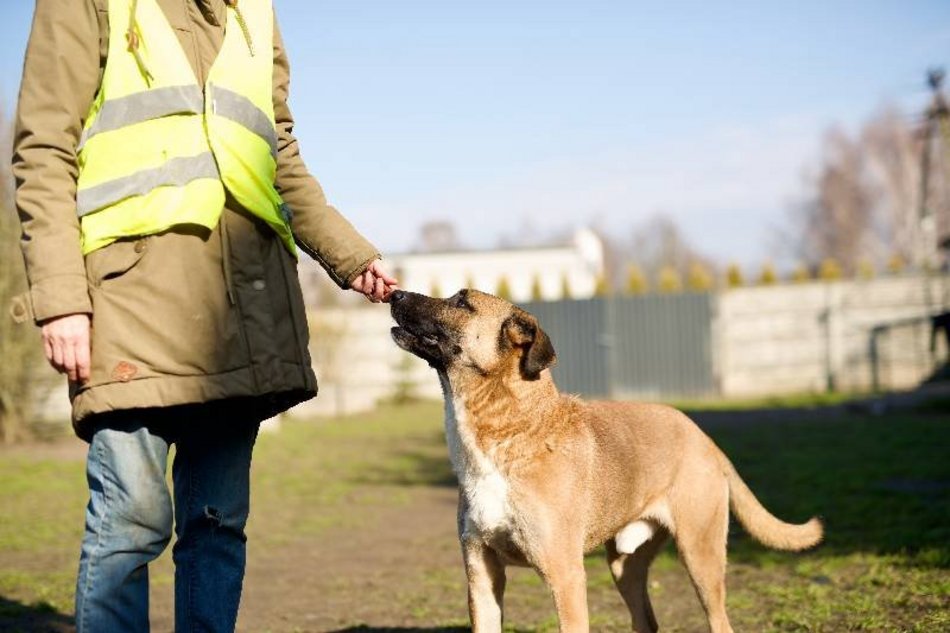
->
[349,259,399,303]
[40,313,91,383]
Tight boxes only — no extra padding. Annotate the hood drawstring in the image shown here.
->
[126,0,154,86]
[224,0,255,57]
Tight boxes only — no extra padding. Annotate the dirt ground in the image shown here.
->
[175,483,711,633]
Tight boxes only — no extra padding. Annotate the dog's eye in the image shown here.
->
[454,292,475,312]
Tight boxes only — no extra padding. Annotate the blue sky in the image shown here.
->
[2,1,948,267]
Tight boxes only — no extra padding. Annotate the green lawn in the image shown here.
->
[692,410,950,632]
[0,400,947,632]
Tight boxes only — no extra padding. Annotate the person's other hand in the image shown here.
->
[40,313,91,383]
[349,259,399,303]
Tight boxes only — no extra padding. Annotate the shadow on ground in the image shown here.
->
[0,596,73,633]
[348,430,458,488]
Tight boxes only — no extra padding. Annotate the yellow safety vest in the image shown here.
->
[76,0,295,255]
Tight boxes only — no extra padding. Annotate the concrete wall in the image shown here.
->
[291,307,440,418]
[715,275,950,396]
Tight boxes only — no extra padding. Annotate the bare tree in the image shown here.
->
[793,126,875,273]
[862,108,924,265]
[629,213,714,280]
[415,220,461,253]
[787,99,949,272]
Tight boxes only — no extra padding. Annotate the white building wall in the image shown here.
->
[389,229,604,302]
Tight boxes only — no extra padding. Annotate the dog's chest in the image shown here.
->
[444,397,515,538]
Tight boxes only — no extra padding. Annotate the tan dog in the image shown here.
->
[389,288,822,633]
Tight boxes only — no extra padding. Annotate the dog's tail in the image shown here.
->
[721,454,823,551]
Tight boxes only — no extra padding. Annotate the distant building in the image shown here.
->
[388,228,605,302]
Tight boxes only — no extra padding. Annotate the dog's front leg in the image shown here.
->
[538,550,590,633]
[461,537,506,633]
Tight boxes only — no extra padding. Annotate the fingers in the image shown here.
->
[76,330,92,383]
[49,333,65,372]
[40,314,91,384]
[368,260,399,286]
[43,335,54,367]
[349,260,401,303]
[62,343,78,382]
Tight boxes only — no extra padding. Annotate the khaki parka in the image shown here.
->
[13,0,380,438]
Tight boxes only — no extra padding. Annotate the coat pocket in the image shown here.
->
[85,238,150,287]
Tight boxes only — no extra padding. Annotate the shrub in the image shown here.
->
[594,274,611,297]
[560,273,572,300]
[759,261,778,285]
[725,263,744,288]
[687,262,714,291]
[495,276,512,301]
[624,265,648,295]
[530,274,543,301]
[819,258,842,281]
[657,266,683,293]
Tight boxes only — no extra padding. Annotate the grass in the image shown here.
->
[249,402,453,545]
[0,399,947,631]
[703,409,950,632]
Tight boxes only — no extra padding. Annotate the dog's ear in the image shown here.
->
[505,309,557,380]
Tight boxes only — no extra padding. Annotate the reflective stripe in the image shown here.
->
[210,85,278,158]
[77,153,220,217]
[78,85,204,151]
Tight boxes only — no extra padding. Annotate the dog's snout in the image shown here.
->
[389,289,407,304]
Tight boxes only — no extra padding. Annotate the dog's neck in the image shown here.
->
[439,366,561,449]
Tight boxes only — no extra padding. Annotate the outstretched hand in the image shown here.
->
[349,259,399,303]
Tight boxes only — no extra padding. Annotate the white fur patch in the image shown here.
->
[643,499,675,533]
[615,499,676,555]
[439,374,512,537]
[615,520,655,555]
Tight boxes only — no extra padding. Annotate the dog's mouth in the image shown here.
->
[390,326,438,350]
[391,325,445,367]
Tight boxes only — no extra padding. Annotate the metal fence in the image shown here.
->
[521,294,716,399]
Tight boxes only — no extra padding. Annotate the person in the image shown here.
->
[12,0,398,631]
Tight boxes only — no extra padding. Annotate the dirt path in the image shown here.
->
[177,485,708,633]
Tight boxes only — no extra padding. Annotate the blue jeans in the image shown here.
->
[75,407,260,633]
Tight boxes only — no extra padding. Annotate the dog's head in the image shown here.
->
[389,289,556,380]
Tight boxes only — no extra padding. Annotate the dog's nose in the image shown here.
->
[389,289,407,303]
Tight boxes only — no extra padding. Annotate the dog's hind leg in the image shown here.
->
[606,528,669,633]
[462,538,506,633]
[674,490,734,633]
